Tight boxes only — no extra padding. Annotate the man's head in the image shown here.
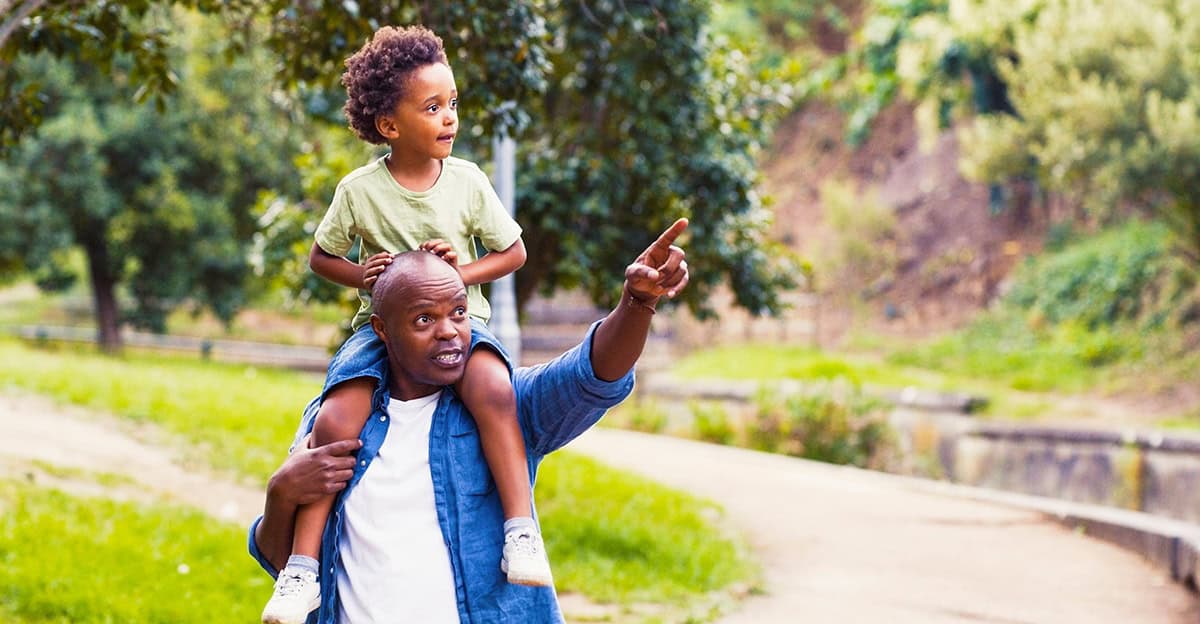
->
[369,251,470,400]
[341,25,456,155]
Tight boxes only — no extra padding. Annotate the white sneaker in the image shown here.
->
[261,567,320,624]
[501,530,554,587]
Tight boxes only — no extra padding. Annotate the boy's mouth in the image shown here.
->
[437,133,456,143]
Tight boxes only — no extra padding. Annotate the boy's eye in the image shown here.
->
[427,104,439,114]
[449,98,458,110]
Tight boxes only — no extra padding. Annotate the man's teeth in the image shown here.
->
[436,353,459,362]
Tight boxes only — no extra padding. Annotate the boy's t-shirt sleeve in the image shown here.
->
[469,169,522,252]
[314,182,357,257]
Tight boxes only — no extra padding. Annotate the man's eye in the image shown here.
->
[416,314,432,325]
[453,307,467,317]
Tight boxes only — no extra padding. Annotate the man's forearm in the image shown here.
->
[590,288,658,382]
[254,479,298,574]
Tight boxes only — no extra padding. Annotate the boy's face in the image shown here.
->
[377,62,458,162]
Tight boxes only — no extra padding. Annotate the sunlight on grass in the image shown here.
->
[0,337,754,614]
[672,344,927,388]
[0,480,267,624]
[538,452,753,605]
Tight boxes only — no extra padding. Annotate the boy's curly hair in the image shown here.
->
[342,25,449,145]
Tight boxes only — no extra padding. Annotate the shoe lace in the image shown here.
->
[275,570,315,597]
[507,531,542,557]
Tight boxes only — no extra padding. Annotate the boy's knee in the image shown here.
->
[313,378,375,445]
[461,348,516,415]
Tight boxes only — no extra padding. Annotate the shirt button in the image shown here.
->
[380,415,387,422]
[360,460,366,466]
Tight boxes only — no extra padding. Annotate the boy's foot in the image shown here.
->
[501,530,554,587]
[261,567,320,624]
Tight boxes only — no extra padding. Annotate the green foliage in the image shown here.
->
[748,384,893,467]
[537,451,752,605]
[690,401,737,445]
[818,178,898,288]
[517,1,799,318]
[623,398,669,434]
[0,15,305,346]
[0,480,266,623]
[1005,221,1177,328]
[902,0,1200,264]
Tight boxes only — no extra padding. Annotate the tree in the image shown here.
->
[0,16,304,350]
[253,0,798,317]
[6,1,798,324]
[897,0,1200,264]
[515,0,797,316]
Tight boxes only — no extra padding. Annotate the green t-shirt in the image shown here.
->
[314,155,522,329]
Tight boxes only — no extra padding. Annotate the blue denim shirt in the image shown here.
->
[248,321,635,623]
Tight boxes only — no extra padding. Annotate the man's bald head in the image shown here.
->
[372,250,465,322]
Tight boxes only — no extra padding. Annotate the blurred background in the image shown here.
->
[1,1,1198,622]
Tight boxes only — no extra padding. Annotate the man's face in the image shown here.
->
[370,265,471,400]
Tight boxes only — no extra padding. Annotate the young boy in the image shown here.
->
[262,25,550,624]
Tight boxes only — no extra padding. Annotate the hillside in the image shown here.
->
[762,100,1049,345]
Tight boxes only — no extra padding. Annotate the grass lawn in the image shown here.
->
[0,337,754,619]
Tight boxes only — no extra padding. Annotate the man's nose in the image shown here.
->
[434,318,458,339]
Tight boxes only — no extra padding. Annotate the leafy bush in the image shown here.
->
[625,398,669,434]
[1005,221,1174,328]
[748,383,893,468]
[690,401,737,445]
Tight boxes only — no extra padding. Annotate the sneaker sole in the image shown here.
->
[501,560,554,587]
[261,596,320,624]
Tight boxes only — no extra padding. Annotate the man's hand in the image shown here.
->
[362,252,394,291]
[420,239,459,269]
[625,218,690,307]
[268,436,361,506]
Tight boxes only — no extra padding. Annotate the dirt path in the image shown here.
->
[567,427,1200,624]
[0,392,264,524]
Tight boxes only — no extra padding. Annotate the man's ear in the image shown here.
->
[370,314,387,342]
[375,113,400,141]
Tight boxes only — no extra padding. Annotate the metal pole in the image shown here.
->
[490,133,522,365]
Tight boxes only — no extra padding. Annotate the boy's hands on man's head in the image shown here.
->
[362,252,394,291]
[419,239,459,268]
[624,218,690,307]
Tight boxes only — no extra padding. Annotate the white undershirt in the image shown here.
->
[337,391,459,624]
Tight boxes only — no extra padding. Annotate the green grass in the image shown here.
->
[538,452,752,605]
[0,480,267,624]
[672,344,929,388]
[0,337,753,616]
[0,338,317,481]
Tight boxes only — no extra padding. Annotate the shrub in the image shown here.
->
[748,382,893,467]
[689,401,737,445]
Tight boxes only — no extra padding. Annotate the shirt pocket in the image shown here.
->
[449,417,496,496]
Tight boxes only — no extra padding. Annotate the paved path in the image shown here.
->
[567,428,1200,624]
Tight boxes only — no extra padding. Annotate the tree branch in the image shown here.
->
[0,0,47,52]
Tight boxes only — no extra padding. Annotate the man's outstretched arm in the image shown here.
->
[591,218,690,381]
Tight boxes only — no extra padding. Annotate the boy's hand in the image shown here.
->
[362,252,393,291]
[420,239,459,268]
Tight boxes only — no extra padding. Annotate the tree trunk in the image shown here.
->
[81,232,121,353]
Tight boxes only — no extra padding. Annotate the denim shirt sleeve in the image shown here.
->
[512,320,635,456]
[246,396,322,578]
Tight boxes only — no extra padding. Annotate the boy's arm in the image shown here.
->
[420,238,526,287]
[457,238,526,286]
[309,242,394,290]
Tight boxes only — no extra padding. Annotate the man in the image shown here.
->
[249,219,690,623]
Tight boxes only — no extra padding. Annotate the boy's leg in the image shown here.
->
[263,378,374,624]
[456,348,552,587]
